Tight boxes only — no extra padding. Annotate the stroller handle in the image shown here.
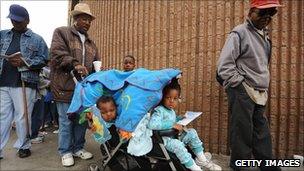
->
[70,69,84,84]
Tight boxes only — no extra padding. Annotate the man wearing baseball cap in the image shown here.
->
[50,2,100,167]
[217,0,282,170]
[0,4,48,159]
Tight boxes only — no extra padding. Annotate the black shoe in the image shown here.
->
[18,149,31,158]
[0,157,3,160]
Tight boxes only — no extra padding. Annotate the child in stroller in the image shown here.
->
[86,96,117,129]
[148,79,222,171]
[85,95,152,171]
[86,94,196,171]
[68,68,221,170]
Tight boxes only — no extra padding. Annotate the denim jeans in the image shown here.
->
[56,102,87,156]
[31,97,45,138]
[44,101,58,125]
[0,87,36,158]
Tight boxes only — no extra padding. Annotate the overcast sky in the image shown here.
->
[0,0,69,47]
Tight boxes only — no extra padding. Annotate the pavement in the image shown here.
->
[0,126,303,171]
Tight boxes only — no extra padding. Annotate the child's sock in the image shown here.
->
[196,151,208,162]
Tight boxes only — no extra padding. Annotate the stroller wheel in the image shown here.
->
[87,163,100,171]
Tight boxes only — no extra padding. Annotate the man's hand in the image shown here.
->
[74,64,88,76]
[7,53,25,67]
[173,124,183,132]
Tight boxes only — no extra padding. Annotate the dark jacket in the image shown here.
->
[50,26,100,103]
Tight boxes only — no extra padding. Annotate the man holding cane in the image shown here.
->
[0,4,48,159]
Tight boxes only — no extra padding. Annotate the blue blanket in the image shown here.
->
[67,68,181,132]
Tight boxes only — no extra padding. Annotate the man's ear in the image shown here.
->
[25,18,30,24]
[248,8,255,17]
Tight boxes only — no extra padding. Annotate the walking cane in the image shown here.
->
[21,80,31,146]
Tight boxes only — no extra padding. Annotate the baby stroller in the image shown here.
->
[68,68,204,171]
[90,123,192,171]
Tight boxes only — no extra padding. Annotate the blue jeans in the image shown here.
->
[44,101,58,125]
[56,102,87,156]
[0,87,36,158]
[31,97,45,138]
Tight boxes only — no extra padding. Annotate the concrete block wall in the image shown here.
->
[77,0,303,158]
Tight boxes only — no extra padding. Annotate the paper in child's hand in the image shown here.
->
[177,111,202,126]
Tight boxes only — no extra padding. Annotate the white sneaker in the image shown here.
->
[187,163,202,171]
[73,149,93,160]
[195,158,222,170]
[31,136,44,144]
[62,153,74,167]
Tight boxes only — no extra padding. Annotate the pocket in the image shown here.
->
[26,44,38,57]
[51,72,75,91]
[235,83,247,94]
[56,72,74,91]
[228,82,248,96]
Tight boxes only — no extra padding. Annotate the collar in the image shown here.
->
[8,28,33,37]
[246,19,270,40]
[161,105,174,112]
[71,25,91,42]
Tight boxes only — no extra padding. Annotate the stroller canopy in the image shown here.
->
[67,68,181,132]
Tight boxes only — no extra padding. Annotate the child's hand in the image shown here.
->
[85,112,94,130]
[119,129,132,140]
[90,124,97,132]
[173,124,183,132]
[85,112,93,120]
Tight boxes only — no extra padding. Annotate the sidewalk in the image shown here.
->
[0,128,302,171]
[0,128,102,171]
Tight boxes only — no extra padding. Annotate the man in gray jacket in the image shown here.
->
[216,0,282,170]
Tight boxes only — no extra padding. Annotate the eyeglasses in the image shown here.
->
[257,8,278,17]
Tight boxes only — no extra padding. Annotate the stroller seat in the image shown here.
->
[90,126,189,171]
[146,129,190,171]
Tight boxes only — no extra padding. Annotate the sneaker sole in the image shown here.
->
[63,163,74,167]
[72,154,93,160]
